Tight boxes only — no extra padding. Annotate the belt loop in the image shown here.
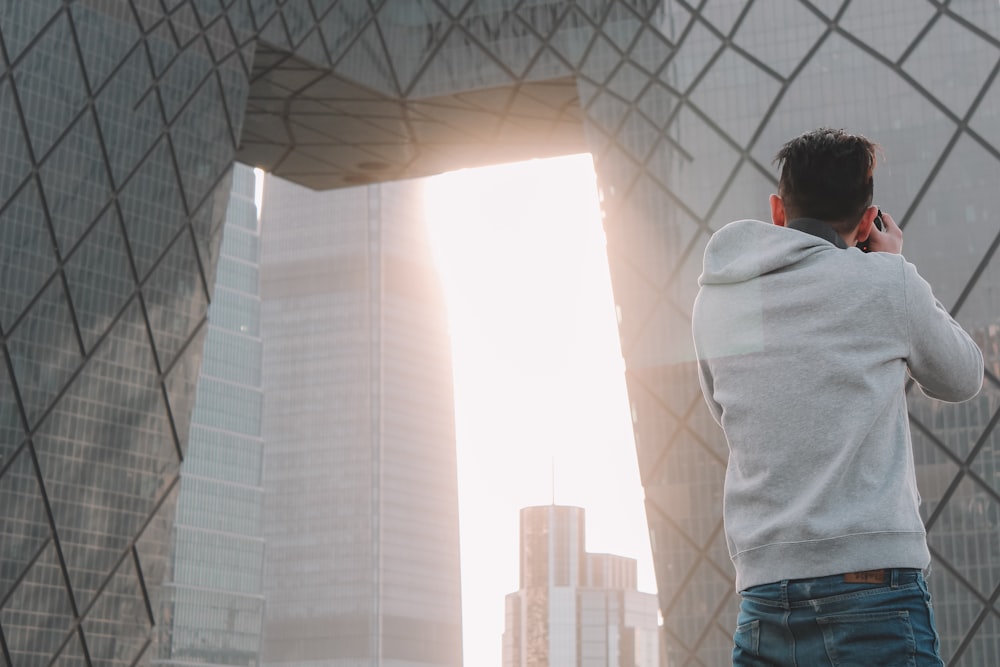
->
[781,579,789,609]
[891,568,899,589]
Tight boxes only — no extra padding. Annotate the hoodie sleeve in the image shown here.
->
[903,260,984,402]
[697,358,724,425]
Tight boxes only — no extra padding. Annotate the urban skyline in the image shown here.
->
[503,504,660,667]
[424,154,655,667]
[0,2,998,665]
[159,156,642,667]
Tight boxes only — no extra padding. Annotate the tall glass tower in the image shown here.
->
[155,163,266,665]
[257,175,463,666]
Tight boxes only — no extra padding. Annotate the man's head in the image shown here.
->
[771,128,881,236]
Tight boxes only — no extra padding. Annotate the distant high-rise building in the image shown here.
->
[503,505,660,667]
[154,163,266,665]
[258,175,463,666]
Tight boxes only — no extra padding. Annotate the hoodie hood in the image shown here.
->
[699,219,846,286]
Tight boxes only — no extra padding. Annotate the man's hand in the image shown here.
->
[866,210,903,254]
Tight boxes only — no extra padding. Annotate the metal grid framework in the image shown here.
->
[0,1,998,666]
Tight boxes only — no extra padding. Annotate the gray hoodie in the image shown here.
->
[692,218,984,592]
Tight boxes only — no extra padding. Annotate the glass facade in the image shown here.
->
[155,163,266,665]
[1,2,998,665]
[0,3,251,665]
[503,505,660,667]
[257,175,463,667]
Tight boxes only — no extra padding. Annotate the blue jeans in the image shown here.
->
[734,568,943,666]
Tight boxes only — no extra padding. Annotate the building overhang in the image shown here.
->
[237,45,588,190]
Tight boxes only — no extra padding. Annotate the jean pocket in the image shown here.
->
[818,610,915,666]
[733,618,760,661]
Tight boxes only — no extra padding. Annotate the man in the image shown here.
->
[691,128,984,666]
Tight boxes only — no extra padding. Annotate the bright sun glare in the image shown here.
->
[424,153,655,667]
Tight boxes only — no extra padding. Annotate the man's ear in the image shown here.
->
[770,194,787,227]
[855,205,879,241]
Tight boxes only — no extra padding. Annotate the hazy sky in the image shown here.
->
[424,154,656,667]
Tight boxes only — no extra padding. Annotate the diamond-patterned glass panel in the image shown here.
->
[927,476,1000,600]
[38,112,113,255]
[732,0,826,78]
[839,1,937,63]
[656,13,716,93]
[662,559,732,653]
[139,484,179,659]
[62,208,136,353]
[0,78,34,211]
[69,1,142,92]
[654,105,741,219]
[614,103,659,160]
[629,381,678,485]
[202,15,240,65]
[12,13,89,160]
[0,180,58,331]
[190,193,230,298]
[117,140,187,278]
[377,1,452,92]
[601,2,643,53]
[33,300,178,611]
[331,22,398,96]
[924,563,992,664]
[92,48,163,188]
[580,33,625,83]
[689,48,780,146]
[142,232,209,372]
[951,610,1000,667]
[160,41,215,123]
[0,358,26,464]
[905,135,1000,315]
[80,553,154,667]
[0,448,50,603]
[50,632,89,667]
[549,6,597,68]
[1,544,77,667]
[910,380,999,464]
[6,280,81,427]
[648,428,725,553]
[904,14,998,119]
[0,1,64,61]
[171,75,239,209]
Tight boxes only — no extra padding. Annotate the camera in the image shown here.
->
[856,208,884,252]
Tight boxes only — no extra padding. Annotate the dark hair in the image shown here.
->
[773,128,881,234]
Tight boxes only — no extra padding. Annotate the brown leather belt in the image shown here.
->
[843,569,887,584]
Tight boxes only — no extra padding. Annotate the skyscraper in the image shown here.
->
[258,174,463,666]
[0,3,998,664]
[503,505,660,667]
[155,163,266,665]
